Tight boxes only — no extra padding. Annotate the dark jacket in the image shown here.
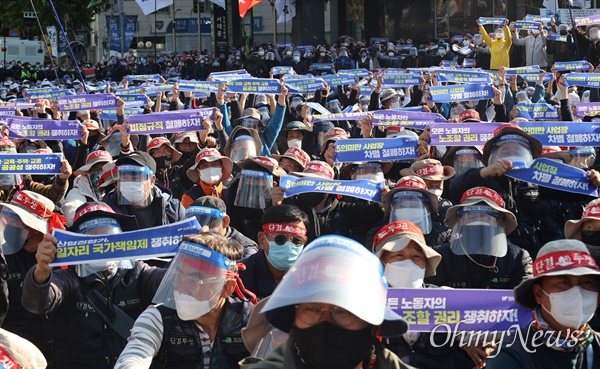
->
[22,261,166,369]
[150,298,253,369]
[226,226,259,258]
[239,249,277,300]
[425,242,532,289]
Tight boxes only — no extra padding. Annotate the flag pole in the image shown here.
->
[567,0,581,60]
[28,0,60,81]
[47,0,88,92]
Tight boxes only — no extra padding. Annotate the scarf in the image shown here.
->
[531,307,594,353]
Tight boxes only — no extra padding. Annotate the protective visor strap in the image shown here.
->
[227,263,257,304]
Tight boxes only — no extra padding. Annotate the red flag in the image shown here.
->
[239,0,262,18]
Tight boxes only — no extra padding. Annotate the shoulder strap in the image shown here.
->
[81,283,135,341]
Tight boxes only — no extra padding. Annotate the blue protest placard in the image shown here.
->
[429,83,494,103]
[387,288,530,332]
[57,93,118,111]
[0,108,16,116]
[0,101,35,109]
[515,20,541,30]
[125,74,162,82]
[50,217,202,266]
[564,73,600,88]
[177,81,221,93]
[525,15,553,24]
[310,63,334,71]
[0,153,63,174]
[504,66,541,75]
[554,60,592,72]
[514,103,559,120]
[333,137,419,162]
[7,117,82,140]
[226,78,282,94]
[338,68,370,78]
[575,103,600,118]
[320,75,356,87]
[477,17,507,25]
[210,69,248,76]
[518,121,600,146]
[505,158,598,196]
[548,32,568,42]
[371,110,446,128]
[575,14,600,27]
[280,175,384,203]
[286,78,326,93]
[28,89,74,100]
[100,108,144,120]
[430,123,501,146]
[117,94,149,107]
[127,108,216,134]
[521,73,554,83]
[441,60,459,68]
[436,70,492,84]
[271,66,294,75]
[380,73,421,88]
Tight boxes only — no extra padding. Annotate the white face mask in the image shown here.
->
[199,167,222,184]
[390,101,400,109]
[119,181,148,204]
[287,139,302,149]
[356,172,385,183]
[463,40,470,46]
[542,286,598,329]
[495,32,504,39]
[293,56,300,62]
[384,259,425,288]
[428,189,443,198]
[173,291,212,321]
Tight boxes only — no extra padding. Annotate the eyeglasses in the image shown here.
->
[172,270,225,295]
[150,147,172,157]
[296,303,362,328]
[267,233,306,247]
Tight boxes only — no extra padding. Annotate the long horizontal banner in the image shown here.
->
[7,117,83,140]
[429,122,600,147]
[380,73,421,88]
[387,288,529,332]
[320,74,356,87]
[177,81,221,93]
[504,66,540,75]
[50,217,201,266]
[333,137,419,162]
[225,78,282,94]
[574,14,600,27]
[280,175,384,203]
[117,94,149,107]
[564,73,600,88]
[0,153,63,175]
[429,83,494,103]
[514,103,559,120]
[26,87,59,95]
[575,102,600,117]
[127,108,216,134]
[100,108,145,120]
[310,63,334,71]
[521,73,554,84]
[554,60,592,72]
[0,101,35,109]
[505,158,598,197]
[525,14,553,24]
[436,70,492,84]
[210,69,248,76]
[211,74,253,83]
[57,93,118,111]
[515,20,541,30]
[125,74,162,82]
[0,107,16,116]
[28,90,74,100]
[338,68,370,78]
[311,110,445,129]
[271,66,294,75]
[286,78,326,93]
[477,17,507,25]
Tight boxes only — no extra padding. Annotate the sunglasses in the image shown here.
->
[268,233,307,247]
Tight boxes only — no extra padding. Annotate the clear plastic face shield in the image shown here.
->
[389,191,433,234]
[105,132,123,157]
[186,206,225,231]
[454,148,483,176]
[0,173,21,190]
[488,135,533,169]
[234,169,273,210]
[326,100,342,114]
[230,135,257,162]
[17,140,41,154]
[387,96,401,109]
[474,34,483,46]
[290,97,303,112]
[152,241,230,321]
[257,105,270,123]
[449,104,466,120]
[0,208,30,255]
[255,94,268,105]
[570,147,596,169]
[240,117,262,131]
[117,165,154,206]
[449,205,508,257]
[514,91,531,104]
[352,163,384,183]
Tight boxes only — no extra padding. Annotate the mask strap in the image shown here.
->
[227,262,257,304]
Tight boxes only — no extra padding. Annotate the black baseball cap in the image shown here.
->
[115,151,157,174]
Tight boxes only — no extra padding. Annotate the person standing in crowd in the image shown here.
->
[479,19,512,69]
[511,22,548,68]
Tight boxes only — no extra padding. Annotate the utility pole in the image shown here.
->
[119,0,125,57]
[197,0,202,53]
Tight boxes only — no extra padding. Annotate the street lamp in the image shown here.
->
[172,6,182,53]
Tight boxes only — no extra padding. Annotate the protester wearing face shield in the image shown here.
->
[333,46,355,71]
[372,221,452,368]
[62,150,113,225]
[104,151,185,230]
[487,240,600,369]
[224,126,262,166]
[381,89,402,110]
[22,201,168,369]
[273,147,310,174]
[471,33,491,69]
[100,124,132,159]
[1,191,66,364]
[550,23,576,62]
[145,137,183,198]
[114,233,256,369]
[478,19,512,70]
[188,196,259,258]
[570,147,596,170]
[450,124,544,255]
[182,148,233,207]
[511,21,548,67]
[443,146,484,177]
[247,235,411,369]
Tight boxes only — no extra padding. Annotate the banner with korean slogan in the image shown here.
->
[515,20,541,30]
[57,94,118,111]
[333,137,419,163]
[224,78,282,93]
[504,65,541,75]
[125,74,162,82]
[386,288,530,332]
[117,94,149,107]
[0,108,16,116]
[127,108,216,135]
[177,81,221,94]
[441,60,459,68]
[310,63,334,71]
[436,70,492,84]
[518,121,600,147]
[477,17,507,25]
[320,74,356,87]
[521,72,554,84]
[210,69,248,76]
[338,68,370,78]
[505,158,598,196]
[554,60,592,72]
[379,74,421,88]
[430,123,502,146]
[100,108,144,120]
[525,14,553,24]
[575,14,600,27]
[28,89,74,100]
[285,78,326,93]
[310,111,368,123]
[0,101,35,109]
[271,66,294,75]
[7,117,83,140]
[279,175,384,203]
[0,153,63,175]
[548,32,569,42]
[429,83,494,103]
[575,103,600,117]
[50,217,202,267]
[514,103,559,120]
[371,110,446,129]
[564,73,600,88]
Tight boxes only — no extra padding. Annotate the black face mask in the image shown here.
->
[154,156,172,170]
[32,175,54,185]
[560,30,568,36]
[292,322,374,369]
[88,134,99,148]
[300,193,328,207]
[582,230,600,246]
[179,150,195,162]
